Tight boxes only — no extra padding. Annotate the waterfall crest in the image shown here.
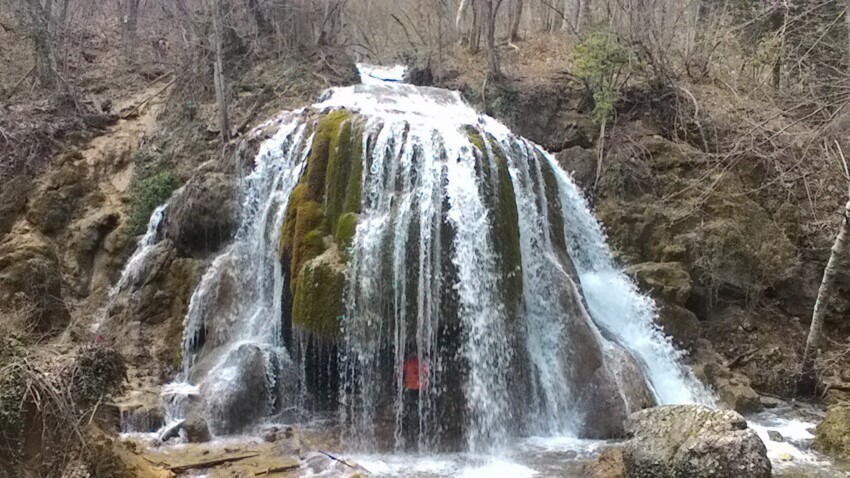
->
[168,78,712,451]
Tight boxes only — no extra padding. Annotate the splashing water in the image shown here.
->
[158,67,713,454]
[91,203,168,334]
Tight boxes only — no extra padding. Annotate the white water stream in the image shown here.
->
[111,64,839,476]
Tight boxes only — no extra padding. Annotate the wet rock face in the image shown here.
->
[164,172,238,257]
[815,404,850,458]
[199,343,272,435]
[623,405,771,478]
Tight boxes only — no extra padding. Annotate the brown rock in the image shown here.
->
[0,233,70,334]
[627,262,692,306]
[623,405,771,478]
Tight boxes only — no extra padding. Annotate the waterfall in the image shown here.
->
[165,74,712,450]
[92,203,168,334]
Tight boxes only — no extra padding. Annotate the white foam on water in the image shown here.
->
[347,454,538,478]
[357,63,407,84]
[749,413,823,466]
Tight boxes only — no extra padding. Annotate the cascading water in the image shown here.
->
[164,66,712,453]
[92,203,168,334]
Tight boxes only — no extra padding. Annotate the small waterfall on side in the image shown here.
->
[540,154,715,406]
[162,74,713,452]
[92,203,168,334]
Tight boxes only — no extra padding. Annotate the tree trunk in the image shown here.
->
[25,0,55,89]
[456,0,470,34]
[579,0,592,32]
[124,0,141,58]
[248,0,272,37]
[509,0,523,42]
[484,0,503,80]
[213,0,230,144]
[798,193,850,395]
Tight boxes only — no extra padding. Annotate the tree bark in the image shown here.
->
[509,0,523,42]
[213,0,230,144]
[124,0,141,58]
[248,0,272,37]
[798,189,850,395]
[484,0,503,80]
[25,0,55,89]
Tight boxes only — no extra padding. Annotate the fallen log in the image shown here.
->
[168,453,260,473]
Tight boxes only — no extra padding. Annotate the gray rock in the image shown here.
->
[623,405,771,478]
[768,430,784,442]
[199,343,271,435]
[184,413,212,443]
[164,172,238,257]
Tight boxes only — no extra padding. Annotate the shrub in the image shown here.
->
[574,32,633,124]
[126,169,181,236]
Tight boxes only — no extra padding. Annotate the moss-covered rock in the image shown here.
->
[466,131,523,320]
[292,245,346,337]
[815,404,850,458]
[277,111,367,339]
[335,212,358,250]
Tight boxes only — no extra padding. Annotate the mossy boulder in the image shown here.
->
[815,404,850,458]
[292,245,346,337]
[278,111,366,338]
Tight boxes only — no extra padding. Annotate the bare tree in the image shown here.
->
[484,0,504,79]
[798,145,850,395]
[509,0,523,42]
[123,0,141,58]
[212,0,230,143]
[23,0,56,89]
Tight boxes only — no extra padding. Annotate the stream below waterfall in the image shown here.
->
[111,64,850,477]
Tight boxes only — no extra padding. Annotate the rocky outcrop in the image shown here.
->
[623,405,771,478]
[691,340,763,414]
[0,231,70,334]
[164,170,239,258]
[814,404,850,458]
[26,151,92,236]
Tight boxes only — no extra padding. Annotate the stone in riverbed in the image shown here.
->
[814,404,850,458]
[623,405,771,478]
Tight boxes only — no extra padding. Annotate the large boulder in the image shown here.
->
[814,404,850,458]
[199,343,271,435]
[623,405,771,478]
[164,171,238,257]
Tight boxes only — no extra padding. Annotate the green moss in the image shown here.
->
[335,212,358,249]
[342,125,364,214]
[324,118,354,231]
[463,131,523,318]
[292,261,345,337]
[305,110,352,201]
[492,143,524,319]
[280,184,308,257]
[290,201,325,285]
[539,158,567,253]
